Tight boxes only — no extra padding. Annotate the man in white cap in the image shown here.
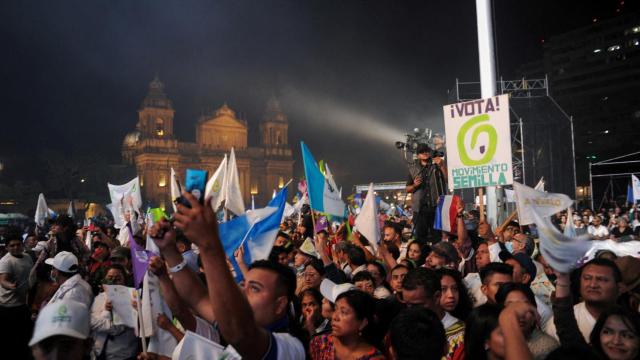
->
[46,251,93,307]
[29,298,90,360]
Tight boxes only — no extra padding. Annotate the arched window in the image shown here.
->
[156,118,164,136]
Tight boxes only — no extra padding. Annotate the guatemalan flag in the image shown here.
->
[219,186,288,271]
[301,142,346,218]
[433,195,460,233]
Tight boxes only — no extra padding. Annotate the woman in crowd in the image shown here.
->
[495,283,559,359]
[90,264,138,360]
[366,261,392,299]
[405,241,427,267]
[302,258,325,292]
[310,290,384,360]
[590,306,640,360]
[610,218,634,240]
[465,302,535,360]
[300,288,331,338]
[438,267,473,321]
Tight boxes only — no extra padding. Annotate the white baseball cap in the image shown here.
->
[320,278,355,304]
[29,299,90,346]
[44,251,79,273]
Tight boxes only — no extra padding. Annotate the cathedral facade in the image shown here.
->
[122,77,294,210]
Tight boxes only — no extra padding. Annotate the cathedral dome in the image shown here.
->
[215,103,236,118]
[123,130,141,147]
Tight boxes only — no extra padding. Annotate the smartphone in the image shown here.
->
[176,168,208,208]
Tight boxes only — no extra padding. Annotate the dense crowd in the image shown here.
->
[1,189,640,359]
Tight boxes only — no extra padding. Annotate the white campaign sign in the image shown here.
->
[443,94,513,190]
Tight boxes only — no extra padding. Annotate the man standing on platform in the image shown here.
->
[406,144,447,243]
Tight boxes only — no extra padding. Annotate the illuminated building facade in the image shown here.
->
[122,77,293,209]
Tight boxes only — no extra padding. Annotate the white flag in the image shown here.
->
[108,177,142,229]
[506,177,544,203]
[354,183,380,251]
[170,168,181,213]
[205,154,227,211]
[67,201,75,218]
[533,209,591,273]
[142,271,177,357]
[633,175,640,203]
[224,148,245,215]
[171,331,227,360]
[108,177,142,211]
[35,193,49,227]
[513,181,573,225]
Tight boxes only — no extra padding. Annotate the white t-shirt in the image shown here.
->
[544,301,596,342]
[588,225,609,238]
[0,252,33,306]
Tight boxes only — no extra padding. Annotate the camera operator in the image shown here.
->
[406,144,447,244]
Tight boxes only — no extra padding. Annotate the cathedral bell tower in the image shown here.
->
[137,76,175,139]
[260,96,289,155]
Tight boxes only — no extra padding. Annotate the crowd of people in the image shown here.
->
[1,185,640,359]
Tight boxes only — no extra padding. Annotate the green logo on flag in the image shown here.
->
[457,114,497,166]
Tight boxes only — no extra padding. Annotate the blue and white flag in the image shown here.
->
[533,209,593,273]
[301,142,346,218]
[434,195,460,233]
[219,187,288,266]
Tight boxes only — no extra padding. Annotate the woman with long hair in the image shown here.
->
[590,306,640,360]
[405,241,428,267]
[438,267,473,321]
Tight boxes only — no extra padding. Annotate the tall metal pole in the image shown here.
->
[475,0,499,228]
[570,116,577,199]
[519,117,525,184]
[589,162,594,210]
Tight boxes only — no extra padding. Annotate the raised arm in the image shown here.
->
[173,192,270,360]
[148,255,196,332]
[149,220,214,323]
[499,302,535,360]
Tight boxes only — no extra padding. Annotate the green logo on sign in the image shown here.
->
[457,114,497,166]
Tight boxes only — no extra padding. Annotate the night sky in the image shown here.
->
[0,0,632,197]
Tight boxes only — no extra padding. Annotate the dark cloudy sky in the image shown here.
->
[0,0,631,193]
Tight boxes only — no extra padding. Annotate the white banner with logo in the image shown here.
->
[443,94,513,190]
[513,181,573,225]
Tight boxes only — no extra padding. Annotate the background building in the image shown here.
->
[516,11,640,203]
[122,77,294,209]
